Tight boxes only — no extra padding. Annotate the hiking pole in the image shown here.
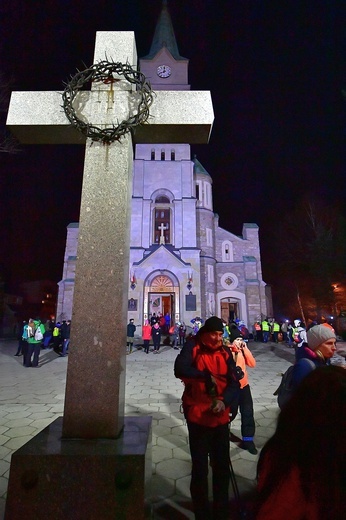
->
[228,452,248,519]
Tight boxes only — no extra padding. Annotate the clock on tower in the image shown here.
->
[157,65,172,78]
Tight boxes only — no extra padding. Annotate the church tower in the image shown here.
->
[56,1,272,332]
[140,0,190,91]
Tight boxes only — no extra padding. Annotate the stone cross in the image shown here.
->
[158,222,168,244]
[7,32,213,439]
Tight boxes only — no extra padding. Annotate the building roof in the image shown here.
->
[193,155,211,178]
[141,0,187,60]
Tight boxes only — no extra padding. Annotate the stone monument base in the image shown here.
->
[5,416,152,520]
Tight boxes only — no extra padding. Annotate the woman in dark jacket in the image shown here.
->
[151,322,161,353]
[292,323,336,389]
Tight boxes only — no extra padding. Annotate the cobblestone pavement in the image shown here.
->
[0,338,345,519]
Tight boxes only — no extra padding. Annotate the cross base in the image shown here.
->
[5,416,152,520]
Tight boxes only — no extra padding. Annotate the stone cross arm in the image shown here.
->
[7,89,214,145]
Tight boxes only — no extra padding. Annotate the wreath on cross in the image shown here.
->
[62,60,153,144]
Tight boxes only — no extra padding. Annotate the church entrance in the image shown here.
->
[144,273,180,325]
[221,299,239,323]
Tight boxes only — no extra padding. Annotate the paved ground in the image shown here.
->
[0,338,345,519]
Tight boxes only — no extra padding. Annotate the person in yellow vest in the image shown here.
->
[272,320,280,343]
[261,319,270,343]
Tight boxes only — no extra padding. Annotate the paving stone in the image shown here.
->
[157,434,188,449]
[29,418,56,430]
[4,426,36,438]
[4,418,34,428]
[0,460,10,477]
[0,435,10,447]
[152,446,173,464]
[172,446,190,462]
[152,425,171,437]
[3,435,33,450]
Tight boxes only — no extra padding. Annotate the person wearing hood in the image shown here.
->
[292,323,337,389]
[25,318,45,367]
[174,316,241,520]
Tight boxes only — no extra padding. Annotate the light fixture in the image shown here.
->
[130,272,136,290]
[187,271,193,291]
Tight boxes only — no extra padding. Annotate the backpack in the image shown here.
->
[273,359,315,409]
[293,329,303,343]
[34,324,44,341]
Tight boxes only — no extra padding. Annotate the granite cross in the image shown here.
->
[7,32,214,439]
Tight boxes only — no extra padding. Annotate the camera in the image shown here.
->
[235,366,244,381]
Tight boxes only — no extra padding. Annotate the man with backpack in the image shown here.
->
[274,323,336,409]
[292,319,307,360]
[24,318,45,367]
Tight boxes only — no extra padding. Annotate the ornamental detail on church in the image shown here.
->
[151,275,173,292]
[221,273,239,291]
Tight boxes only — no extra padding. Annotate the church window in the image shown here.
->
[207,265,214,282]
[154,208,170,244]
[151,149,155,160]
[161,149,165,160]
[222,241,233,262]
[171,149,175,161]
[206,228,212,246]
[155,196,170,204]
[196,184,200,200]
[205,182,212,209]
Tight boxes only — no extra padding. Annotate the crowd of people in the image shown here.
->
[13,312,344,518]
[15,318,71,367]
[174,317,344,519]
[126,312,188,355]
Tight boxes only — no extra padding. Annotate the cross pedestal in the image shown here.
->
[5,31,213,519]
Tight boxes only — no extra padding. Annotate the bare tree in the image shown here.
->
[279,198,343,322]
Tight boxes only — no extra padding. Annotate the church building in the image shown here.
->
[56,1,272,331]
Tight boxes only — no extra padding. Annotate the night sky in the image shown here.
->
[0,0,345,313]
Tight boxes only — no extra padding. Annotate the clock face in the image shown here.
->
[157,65,172,78]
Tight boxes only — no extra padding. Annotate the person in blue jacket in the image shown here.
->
[292,323,336,389]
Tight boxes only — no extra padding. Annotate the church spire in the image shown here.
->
[142,0,186,60]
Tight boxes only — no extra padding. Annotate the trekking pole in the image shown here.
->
[228,453,248,519]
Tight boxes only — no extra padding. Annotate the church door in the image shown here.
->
[221,300,238,323]
[144,274,180,324]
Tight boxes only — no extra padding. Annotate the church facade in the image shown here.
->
[56,1,272,331]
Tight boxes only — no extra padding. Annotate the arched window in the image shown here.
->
[161,149,165,161]
[154,195,170,244]
[171,149,175,161]
[151,149,155,160]
[222,241,233,262]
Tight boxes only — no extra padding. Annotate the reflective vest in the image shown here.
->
[262,321,270,331]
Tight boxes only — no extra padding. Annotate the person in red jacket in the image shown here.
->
[142,320,152,354]
[174,316,241,520]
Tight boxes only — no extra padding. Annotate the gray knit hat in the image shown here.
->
[307,324,336,350]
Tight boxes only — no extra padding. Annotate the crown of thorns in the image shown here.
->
[62,60,153,144]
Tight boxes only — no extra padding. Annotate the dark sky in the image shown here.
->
[1,0,345,308]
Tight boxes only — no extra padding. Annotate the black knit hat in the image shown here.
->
[203,316,224,333]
